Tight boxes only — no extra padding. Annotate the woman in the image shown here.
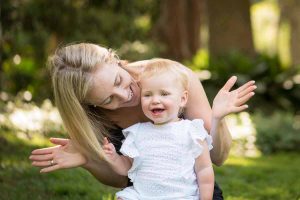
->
[29,43,256,199]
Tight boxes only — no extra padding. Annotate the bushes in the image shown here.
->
[189,51,300,113]
[253,111,300,154]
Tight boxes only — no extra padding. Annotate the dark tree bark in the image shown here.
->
[152,0,202,61]
[207,0,255,58]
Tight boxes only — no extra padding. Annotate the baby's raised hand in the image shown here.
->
[103,137,119,163]
[212,76,256,119]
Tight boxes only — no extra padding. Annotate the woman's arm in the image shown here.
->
[183,70,232,166]
[184,70,256,166]
[30,137,128,188]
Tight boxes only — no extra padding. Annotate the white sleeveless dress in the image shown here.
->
[116,119,213,200]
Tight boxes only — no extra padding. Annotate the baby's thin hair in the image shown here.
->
[140,58,189,90]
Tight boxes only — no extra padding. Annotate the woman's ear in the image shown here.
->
[180,90,188,107]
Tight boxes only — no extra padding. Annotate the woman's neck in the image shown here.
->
[102,104,149,128]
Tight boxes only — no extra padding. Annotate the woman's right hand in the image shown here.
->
[29,138,87,173]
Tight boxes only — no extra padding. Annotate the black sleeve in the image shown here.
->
[107,127,125,155]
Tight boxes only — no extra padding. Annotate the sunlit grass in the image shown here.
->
[215,153,300,200]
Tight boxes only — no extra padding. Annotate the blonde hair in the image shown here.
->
[140,58,189,90]
[48,43,118,161]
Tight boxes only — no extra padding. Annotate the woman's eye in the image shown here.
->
[116,76,122,86]
[104,97,113,105]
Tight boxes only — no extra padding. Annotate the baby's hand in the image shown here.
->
[103,137,119,163]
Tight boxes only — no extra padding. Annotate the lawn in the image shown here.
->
[0,130,299,200]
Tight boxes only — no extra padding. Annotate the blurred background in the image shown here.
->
[1,0,300,199]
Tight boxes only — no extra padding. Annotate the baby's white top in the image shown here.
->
[116,119,213,200]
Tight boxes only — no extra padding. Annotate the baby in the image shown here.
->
[104,58,214,200]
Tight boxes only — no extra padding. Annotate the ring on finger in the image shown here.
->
[49,160,55,166]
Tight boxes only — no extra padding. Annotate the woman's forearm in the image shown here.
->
[82,158,128,188]
[209,118,232,166]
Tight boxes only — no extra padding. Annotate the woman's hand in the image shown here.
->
[29,138,87,173]
[212,76,256,119]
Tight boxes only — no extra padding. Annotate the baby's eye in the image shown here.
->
[161,92,170,96]
[143,94,151,97]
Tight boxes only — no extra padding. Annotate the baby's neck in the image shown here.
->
[152,117,181,126]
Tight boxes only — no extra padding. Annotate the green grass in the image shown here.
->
[215,154,300,200]
[1,129,299,200]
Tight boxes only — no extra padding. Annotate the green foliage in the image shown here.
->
[2,0,160,102]
[190,51,300,113]
[253,111,300,154]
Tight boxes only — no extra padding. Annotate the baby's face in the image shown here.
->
[140,73,187,125]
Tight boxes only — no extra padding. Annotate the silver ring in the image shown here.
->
[50,160,55,166]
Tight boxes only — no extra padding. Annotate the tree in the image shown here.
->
[279,0,300,66]
[207,0,255,58]
[153,0,203,61]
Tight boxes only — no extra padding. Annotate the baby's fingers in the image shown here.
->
[103,137,109,145]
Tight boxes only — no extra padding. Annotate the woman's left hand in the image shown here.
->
[212,76,256,119]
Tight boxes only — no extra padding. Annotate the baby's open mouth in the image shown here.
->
[151,108,165,115]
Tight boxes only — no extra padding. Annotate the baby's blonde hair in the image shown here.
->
[140,58,189,116]
[140,58,189,90]
[48,43,118,161]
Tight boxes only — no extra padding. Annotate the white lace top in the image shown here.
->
[116,119,213,200]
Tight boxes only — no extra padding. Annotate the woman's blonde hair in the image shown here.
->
[48,43,118,161]
[140,58,189,90]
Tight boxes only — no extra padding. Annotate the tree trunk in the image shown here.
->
[207,0,255,58]
[279,0,300,66]
[152,0,202,61]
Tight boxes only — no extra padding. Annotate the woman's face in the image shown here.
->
[87,62,140,110]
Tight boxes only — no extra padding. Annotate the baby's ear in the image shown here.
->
[180,90,188,107]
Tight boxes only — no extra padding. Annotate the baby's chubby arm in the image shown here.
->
[195,140,215,200]
[103,137,133,176]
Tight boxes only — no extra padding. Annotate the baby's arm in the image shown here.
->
[194,140,214,200]
[103,137,132,176]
